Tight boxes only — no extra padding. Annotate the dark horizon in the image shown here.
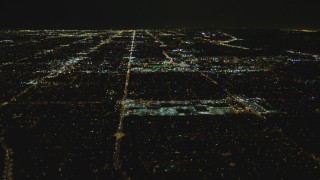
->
[1,24,320,30]
[1,0,320,29]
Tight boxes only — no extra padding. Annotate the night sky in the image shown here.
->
[1,0,319,28]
